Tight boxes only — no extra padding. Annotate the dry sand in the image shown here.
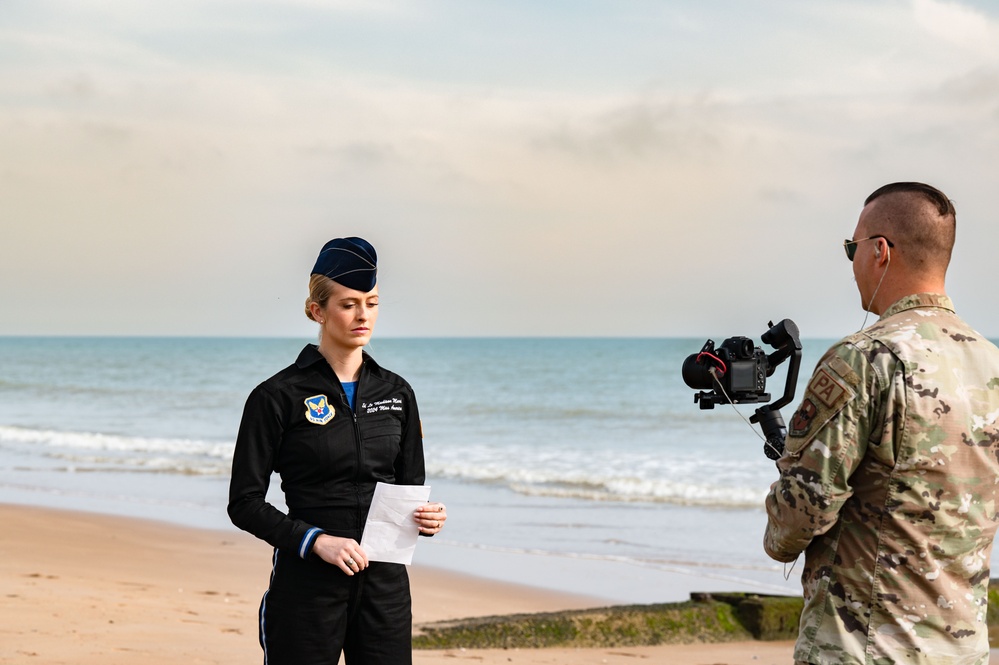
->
[0,503,795,664]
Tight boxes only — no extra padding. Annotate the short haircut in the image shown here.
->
[865,182,955,217]
[863,182,956,272]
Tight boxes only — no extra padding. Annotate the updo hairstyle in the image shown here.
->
[304,274,339,322]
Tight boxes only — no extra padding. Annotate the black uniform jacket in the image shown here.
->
[228,345,426,558]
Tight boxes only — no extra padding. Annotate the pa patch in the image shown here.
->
[810,368,848,408]
[304,394,335,425]
[790,398,818,437]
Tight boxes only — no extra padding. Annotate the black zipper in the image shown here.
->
[329,360,365,539]
[346,364,364,536]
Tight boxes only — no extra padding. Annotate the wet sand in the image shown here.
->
[0,503,796,664]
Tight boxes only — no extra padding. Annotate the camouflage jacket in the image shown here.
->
[764,293,999,665]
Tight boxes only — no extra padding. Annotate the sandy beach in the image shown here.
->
[0,503,796,664]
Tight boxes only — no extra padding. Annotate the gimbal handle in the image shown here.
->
[750,319,802,460]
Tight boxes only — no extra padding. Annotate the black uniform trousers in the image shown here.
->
[259,550,412,665]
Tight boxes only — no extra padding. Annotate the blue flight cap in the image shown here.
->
[311,237,378,291]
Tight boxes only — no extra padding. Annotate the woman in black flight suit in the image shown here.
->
[228,236,447,665]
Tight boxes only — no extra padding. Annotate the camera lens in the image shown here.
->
[682,354,716,390]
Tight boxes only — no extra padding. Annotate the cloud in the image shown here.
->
[202,0,415,16]
[757,187,804,204]
[50,72,99,101]
[912,0,999,59]
[928,66,999,104]
[299,141,399,169]
[3,1,999,336]
[535,94,726,163]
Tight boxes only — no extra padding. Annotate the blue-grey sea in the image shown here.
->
[0,335,925,603]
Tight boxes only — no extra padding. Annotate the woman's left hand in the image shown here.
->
[414,502,447,535]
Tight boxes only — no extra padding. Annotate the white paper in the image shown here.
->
[359,482,432,565]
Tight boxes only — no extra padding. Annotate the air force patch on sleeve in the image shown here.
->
[790,398,818,437]
[304,394,335,425]
[785,359,858,455]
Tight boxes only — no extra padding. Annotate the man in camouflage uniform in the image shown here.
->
[764,182,999,665]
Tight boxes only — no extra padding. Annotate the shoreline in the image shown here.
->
[0,502,798,664]
[0,475,805,605]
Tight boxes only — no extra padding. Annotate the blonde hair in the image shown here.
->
[304,274,338,322]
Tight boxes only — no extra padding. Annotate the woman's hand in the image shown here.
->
[311,534,368,575]
[414,502,447,535]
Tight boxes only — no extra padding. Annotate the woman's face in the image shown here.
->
[317,282,379,352]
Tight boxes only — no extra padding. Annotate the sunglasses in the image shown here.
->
[843,235,894,261]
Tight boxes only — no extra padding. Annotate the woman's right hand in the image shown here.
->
[311,534,368,575]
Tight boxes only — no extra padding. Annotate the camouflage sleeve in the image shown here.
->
[763,343,874,562]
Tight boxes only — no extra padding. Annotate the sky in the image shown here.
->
[2,0,998,338]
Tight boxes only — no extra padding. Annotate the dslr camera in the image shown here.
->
[682,319,802,460]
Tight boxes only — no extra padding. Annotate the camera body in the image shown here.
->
[682,336,770,408]
[681,319,802,460]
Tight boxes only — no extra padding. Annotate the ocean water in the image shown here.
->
[0,335,846,602]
